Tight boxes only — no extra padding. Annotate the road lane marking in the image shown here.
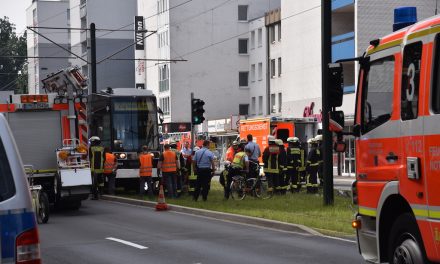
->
[105,237,148,249]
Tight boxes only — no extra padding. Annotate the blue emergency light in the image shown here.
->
[393,7,417,32]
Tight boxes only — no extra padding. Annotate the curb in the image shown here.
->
[101,195,324,236]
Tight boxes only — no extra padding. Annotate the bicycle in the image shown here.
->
[230,161,272,200]
[24,165,50,224]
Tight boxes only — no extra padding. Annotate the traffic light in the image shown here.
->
[328,63,344,108]
[191,98,205,125]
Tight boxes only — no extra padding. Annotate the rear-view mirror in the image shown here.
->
[328,63,344,108]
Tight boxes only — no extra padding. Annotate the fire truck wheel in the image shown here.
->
[388,213,427,264]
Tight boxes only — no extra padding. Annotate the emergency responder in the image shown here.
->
[225,141,239,163]
[170,139,185,197]
[306,138,320,194]
[158,144,180,198]
[193,140,215,201]
[286,137,303,193]
[181,141,192,190]
[103,146,117,195]
[220,141,238,190]
[89,136,104,200]
[245,134,261,180]
[187,147,199,195]
[315,135,324,187]
[262,136,279,195]
[275,139,287,194]
[139,145,154,199]
[224,140,249,199]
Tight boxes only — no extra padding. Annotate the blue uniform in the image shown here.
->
[193,147,215,201]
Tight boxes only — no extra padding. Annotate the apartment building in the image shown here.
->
[138,0,280,130]
[26,0,70,94]
[69,0,137,91]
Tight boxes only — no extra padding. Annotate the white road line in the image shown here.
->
[105,237,148,249]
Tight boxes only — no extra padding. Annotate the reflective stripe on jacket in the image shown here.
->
[139,153,154,177]
[232,152,246,169]
[103,153,116,174]
[162,150,177,172]
[90,145,104,173]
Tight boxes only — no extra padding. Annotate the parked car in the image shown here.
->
[0,114,41,264]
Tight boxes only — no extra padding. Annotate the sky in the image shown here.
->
[1,0,33,34]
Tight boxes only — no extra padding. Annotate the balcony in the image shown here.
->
[332,0,354,11]
[332,31,354,62]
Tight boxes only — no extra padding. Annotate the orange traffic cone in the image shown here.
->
[155,185,168,211]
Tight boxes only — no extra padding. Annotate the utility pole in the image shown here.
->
[90,23,97,94]
[322,0,334,205]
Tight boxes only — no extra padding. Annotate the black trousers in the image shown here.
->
[92,172,103,199]
[224,167,241,199]
[104,172,116,195]
[193,168,212,201]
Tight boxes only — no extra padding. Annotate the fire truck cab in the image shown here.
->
[330,7,440,264]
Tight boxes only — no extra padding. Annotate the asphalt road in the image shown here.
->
[39,200,363,264]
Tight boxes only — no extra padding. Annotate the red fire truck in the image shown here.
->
[329,7,440,264]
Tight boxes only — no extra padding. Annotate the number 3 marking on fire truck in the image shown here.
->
[406,63,415,102]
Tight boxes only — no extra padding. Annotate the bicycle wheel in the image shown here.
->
[37,191,50,224]
[255,179,273,200]
[230,177,246,200]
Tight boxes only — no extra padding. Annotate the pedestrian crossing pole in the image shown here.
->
[322,0,334,205]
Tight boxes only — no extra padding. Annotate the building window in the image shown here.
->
[258,28,262,47]
[160,96,170,115]
[238,5,248,21]
[270,26,276,43]
[278,57,282,76]
[239,104,249,115]
[258,62,263,81]
[159,64,169,92]
[271,94,276,113]
[251,64,255,82]
[239,72,249,87]
[258,96,263,115]
[251,97,256,115]
[270,59,276,78]
[278,23,281,41]
[278,93,282,112]
[250,31,255,49]
[238,39,248,54]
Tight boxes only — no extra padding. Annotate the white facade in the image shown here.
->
[248,17,266,117]
[267,10,283,116]
[69,0,137,91]
[139,0,280,126]
[280,0,438,119]
[26,0,70,94]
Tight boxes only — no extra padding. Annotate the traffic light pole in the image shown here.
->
[322,0,334,205]
[190,92,195,150]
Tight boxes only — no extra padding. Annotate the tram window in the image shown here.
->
[432,35,440,113]
[401,42,422,120]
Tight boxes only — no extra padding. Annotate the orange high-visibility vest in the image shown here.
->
[225,146,235,162]
[162,150,177,172]
[139,153,154,177]
[103,153,116,174]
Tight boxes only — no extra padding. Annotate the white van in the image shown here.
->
[0,114,41,264]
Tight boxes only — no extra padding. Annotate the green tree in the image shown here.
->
[0,16,27,93]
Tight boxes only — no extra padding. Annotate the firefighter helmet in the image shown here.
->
[287,137,299,143]
[89,136,101,145]
[315,135,323,142]
[232,140,239,146]
[268,135,276,143]
[275,139,284,146]
[307,138,316,144]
